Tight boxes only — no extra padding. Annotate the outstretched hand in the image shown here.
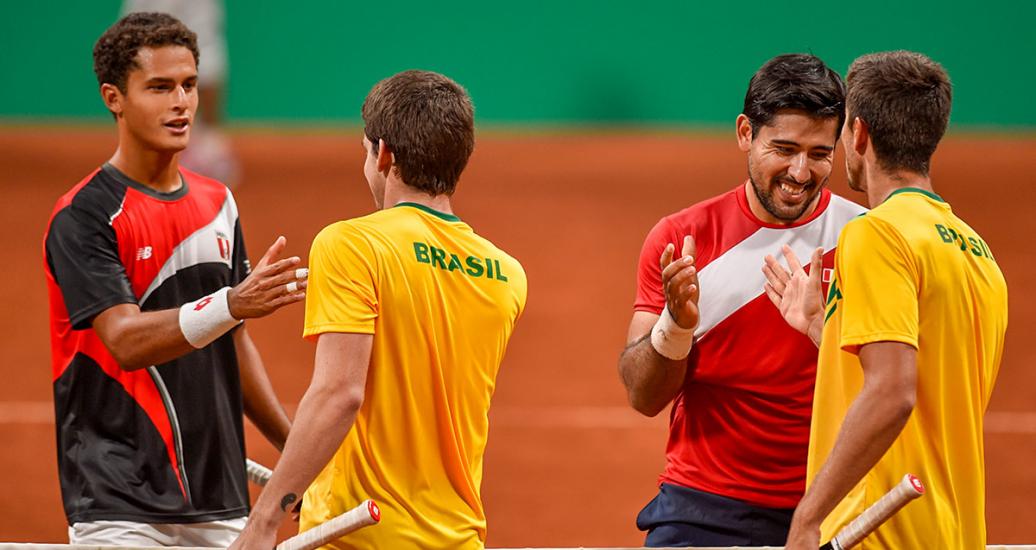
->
[762,245,825,346]
[227,236,308,320]
[660,235,700,331]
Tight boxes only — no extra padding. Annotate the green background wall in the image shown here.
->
[3,1,1034,127]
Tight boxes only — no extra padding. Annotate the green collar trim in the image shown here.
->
[885,187,946,204]
[395,202,461,222]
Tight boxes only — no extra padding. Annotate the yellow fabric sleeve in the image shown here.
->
[303,223,379,338]
[838,216,920,354]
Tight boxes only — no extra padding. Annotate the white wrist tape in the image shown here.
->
[650,306,696,360]
[179,287,241,349]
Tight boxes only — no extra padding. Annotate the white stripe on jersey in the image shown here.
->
[695,196,866,340]
[138,192,239,305]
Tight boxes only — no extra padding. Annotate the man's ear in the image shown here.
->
[101,83,123,117]
[376,140,394,174]
[735,114,754,152]
[851,117,869,157]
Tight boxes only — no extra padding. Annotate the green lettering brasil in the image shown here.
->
[413,242,509,282]
[934,224,994,260]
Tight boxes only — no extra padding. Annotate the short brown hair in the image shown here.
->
[94,12,199,93]
[846,51,952,175]
[362,70,475,196]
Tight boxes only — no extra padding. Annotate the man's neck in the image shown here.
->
[384,179,454,215]
[108,139,182,194]
[864,168,933,207]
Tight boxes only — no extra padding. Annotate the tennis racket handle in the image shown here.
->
[823,474,925,550]
[276,499,381,550]
[246,458,273,486]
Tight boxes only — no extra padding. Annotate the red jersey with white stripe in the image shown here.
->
[634,183,865,508]
[43,163,251,524]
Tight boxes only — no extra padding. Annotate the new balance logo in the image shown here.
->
[136,246,153,260]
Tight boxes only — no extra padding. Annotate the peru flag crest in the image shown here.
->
[216,231,231,262]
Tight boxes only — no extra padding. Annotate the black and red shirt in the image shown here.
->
[44,163,251,524]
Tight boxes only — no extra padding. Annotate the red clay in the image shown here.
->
[1,128,1033,546]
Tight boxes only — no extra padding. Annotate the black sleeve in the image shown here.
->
[231,217,251,286]
[45,205,137,330]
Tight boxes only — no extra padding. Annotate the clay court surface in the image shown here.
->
[1,127,1033,546]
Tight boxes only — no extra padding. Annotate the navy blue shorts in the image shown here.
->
[636,483,794,547]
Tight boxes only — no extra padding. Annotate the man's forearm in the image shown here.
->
[248,383,361,529]
[93,305,195,370]
[96,288,244,371]
[793,379,914,530]
[246,332,373,533]
[235,328,291,450]
[618,334,688,417]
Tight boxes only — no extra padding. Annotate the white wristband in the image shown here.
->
[179,287,241,349]
[650,306,696,360]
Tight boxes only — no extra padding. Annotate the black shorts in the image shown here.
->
[636,482,794,547]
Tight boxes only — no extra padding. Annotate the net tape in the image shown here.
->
[4,542,1031,546]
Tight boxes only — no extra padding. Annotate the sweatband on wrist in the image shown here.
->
[179,287,241,349]
[650,306,695,360]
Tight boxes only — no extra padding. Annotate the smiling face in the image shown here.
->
[106,45,198,154]
[738,110,840,224]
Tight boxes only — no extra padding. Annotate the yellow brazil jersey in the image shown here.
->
[299,202,527,549]
[810,188,1008,549]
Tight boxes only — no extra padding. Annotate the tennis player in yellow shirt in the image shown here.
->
[230,70,527,549]
[763,51,1008,549]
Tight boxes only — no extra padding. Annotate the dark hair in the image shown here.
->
[362,70,475,196]
[743,54,846,138]
[846,51,952,176]
[93,12,199,93]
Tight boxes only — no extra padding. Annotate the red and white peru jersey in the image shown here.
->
[634,183,866,508]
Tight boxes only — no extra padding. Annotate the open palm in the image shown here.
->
[762,246,825,344]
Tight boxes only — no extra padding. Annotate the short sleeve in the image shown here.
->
[302,223,379,339]
[837,216,920,354]
[45,206,136,330]
[633,217,680,314]
[230,217,251,286]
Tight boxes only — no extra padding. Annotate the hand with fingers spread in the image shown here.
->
[762,245,825,346]
[228,236,309,320]
[660,235,701,331]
